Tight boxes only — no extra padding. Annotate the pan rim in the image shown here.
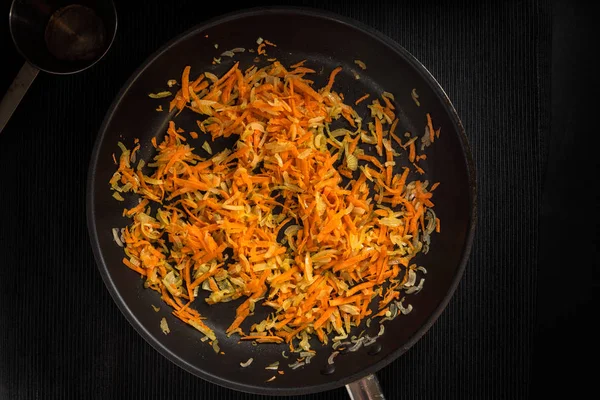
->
[86,5,477,396]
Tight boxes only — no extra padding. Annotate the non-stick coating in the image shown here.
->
[87,7,476,396]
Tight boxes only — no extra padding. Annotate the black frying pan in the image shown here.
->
[86,7,476,398]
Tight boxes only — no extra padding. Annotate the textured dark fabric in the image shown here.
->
[531,0,599,395]
[0,0,572,399]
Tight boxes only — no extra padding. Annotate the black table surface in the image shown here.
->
[1,0,597,399]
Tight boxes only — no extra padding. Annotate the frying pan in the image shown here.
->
[86,7,476,398]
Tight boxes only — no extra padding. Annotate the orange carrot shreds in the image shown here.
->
[409,140,416,162]
[426,113,435,143]
[181,66,191,102]
[109,59,440,354]
[355,93,370,105]
[123,257,146,275]
[240,335,284,343]
[257,43,266,55]
[290,59,307,68]
[323,66,342,93]
[413,162,425,175]
[381,94,395,111]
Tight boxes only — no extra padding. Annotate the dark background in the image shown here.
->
[0,0,597,399]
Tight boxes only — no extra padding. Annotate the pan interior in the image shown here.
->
[88,8,475,396]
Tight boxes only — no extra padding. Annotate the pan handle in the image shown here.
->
[0,62,40,134]
[345,374,385,400]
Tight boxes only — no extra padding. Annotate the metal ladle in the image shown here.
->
[0,0,117,133]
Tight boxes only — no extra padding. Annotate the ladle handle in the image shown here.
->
[346,374,386,400]
[0,62,40,134]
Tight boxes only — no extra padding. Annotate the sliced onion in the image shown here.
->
[112,228,123,247]
[348,337,364,352]
[405,278,425,294]
[265,361,279,370]
[327,351,339,364]
[240,358,253,367]
[160,318,170,335]
[288,361,305,370]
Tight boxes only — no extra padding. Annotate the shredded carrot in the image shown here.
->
[390,118,399,136]
[381,95,395,111]
[240,335,284,343]
[357,154,384,170]
[122,257,146,275]
[324,66,342,93]
[290,59,306,68]
[390,133,403,149]
[409,141,416,163]
[181,66,191,103]
[375,118,383,157]
[345,281,376,297]
[354,94,369,105]
[109,58,440,353]
[412,162,425,175]
[190,73,204,90]
[291,78,323,102]
[426,113,435,144]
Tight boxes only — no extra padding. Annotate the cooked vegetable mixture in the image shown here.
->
[110,52,440,353]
